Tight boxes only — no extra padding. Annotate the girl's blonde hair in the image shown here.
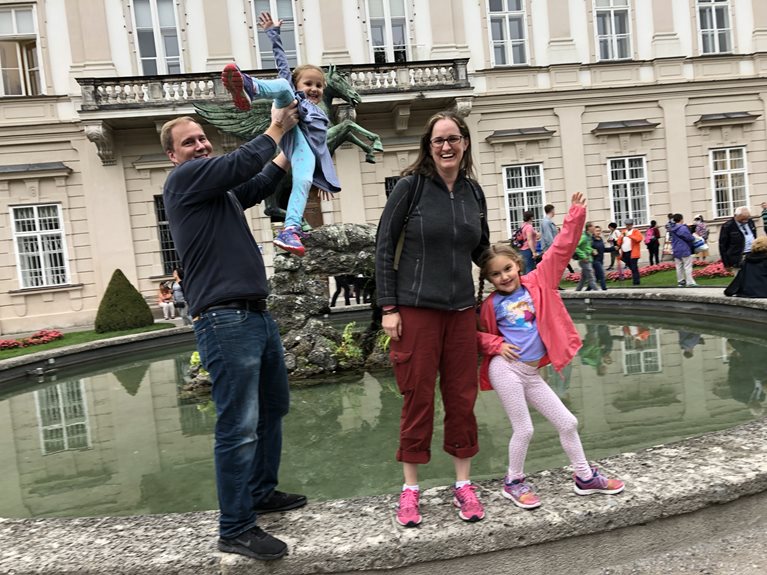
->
[293,64,326,88]
[475,242,525,306]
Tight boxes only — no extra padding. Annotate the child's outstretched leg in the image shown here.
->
[222,65,294,111]
[488,357,542,509]
[273,128,315,257]
[222,64,257,111]
[524,369,625,497]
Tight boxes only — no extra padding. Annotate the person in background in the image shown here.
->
[574,221,599,291]
[761,202,767,235]
[171,267,192,325]
[540,204,558,255]
[330,274,354,307]
[475,192,624,511]
[669,213,698,287]
[591,224,610,290]
[693,215,710,261]
[724,236,767,297]
[719,206,757,269]
[605,222,619,270]
[619,219,643,285]
[376,110,490,528]
[645,220,661,266]
[519,210,538,275]
[158,281,175,320]
[161,103,306,561]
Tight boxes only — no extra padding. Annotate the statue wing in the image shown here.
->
[194,101,273,140]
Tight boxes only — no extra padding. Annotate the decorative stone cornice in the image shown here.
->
[453,96,473,117]
[485,127,555,144]
[694,112,761,128]
[83,122,115,166]
[591,119,660,136]
[392,104,411,133]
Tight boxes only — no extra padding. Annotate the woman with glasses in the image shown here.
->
[376,111,490,528]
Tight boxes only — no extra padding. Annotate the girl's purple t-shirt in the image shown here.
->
[493,287,546,363]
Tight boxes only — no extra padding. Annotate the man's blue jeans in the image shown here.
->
[194,308,290,539]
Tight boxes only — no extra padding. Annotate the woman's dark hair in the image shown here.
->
[523,211,534,222]
[650,220,657,227]
[173,267,184,280]
[402,111,475,180]
[608,222,617,229]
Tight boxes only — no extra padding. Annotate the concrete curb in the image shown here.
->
[2,288,766,574]
[1,417,765,575]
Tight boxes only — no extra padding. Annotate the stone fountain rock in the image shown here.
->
[267,223,387,378]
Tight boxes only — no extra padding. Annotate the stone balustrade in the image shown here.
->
[76,59,470,111]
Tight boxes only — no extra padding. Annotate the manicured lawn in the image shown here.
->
[561,268,732,289]
[0,323,176,361]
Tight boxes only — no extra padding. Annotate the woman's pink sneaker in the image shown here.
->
[452,483,485,522]
[396,489,422,527]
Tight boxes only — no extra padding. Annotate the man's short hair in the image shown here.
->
[734,206,751,217]
[544,204,555,215]
[673,213,683,223]
[160,116,201,153]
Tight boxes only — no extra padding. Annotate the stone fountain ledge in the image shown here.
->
[1,417,766,575]
[2,287,767,574]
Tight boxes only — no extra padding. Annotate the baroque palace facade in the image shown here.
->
[1,0,767,334]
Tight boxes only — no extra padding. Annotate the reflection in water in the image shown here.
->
[0,322,765,519]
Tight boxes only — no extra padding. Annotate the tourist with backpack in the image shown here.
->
[644,220,661,265]
[518,211,538,275]
[375,111,490,527]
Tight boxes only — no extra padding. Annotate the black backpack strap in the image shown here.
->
[465,178,486,221]
[393,174,424,271]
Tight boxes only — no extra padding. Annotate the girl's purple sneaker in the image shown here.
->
[574,467,625,495]
[502,476,541,509]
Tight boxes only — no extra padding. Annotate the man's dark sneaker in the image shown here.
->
[254,490,307,514]
[217,526,287,561]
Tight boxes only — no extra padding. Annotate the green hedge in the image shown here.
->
[94,269,155,333]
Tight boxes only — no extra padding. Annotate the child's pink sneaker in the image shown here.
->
[452,483,485,522]
[502,476,541,509]
[222,63,255,111]
[573,467,625,495]
[396,489,421,527]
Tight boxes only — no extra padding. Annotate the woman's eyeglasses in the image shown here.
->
[430,135,465,148]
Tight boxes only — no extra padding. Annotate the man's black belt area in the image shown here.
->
[196,298,268,319]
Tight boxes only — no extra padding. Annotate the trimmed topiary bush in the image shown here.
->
[94,269,155,333]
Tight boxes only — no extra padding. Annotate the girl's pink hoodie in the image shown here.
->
[477,203,586,391]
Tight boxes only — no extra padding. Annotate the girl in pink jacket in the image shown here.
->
[476,192,624,509]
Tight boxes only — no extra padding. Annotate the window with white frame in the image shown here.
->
[711,147,747,218]
[503,164,544,238]
[153,195,181,275]
[0,5,41,96]
[697,0,731,54]
[35,380,91,455]
[254,0,298,68]
[367,0,409,64]
[488,0,527,66]
[608,157,648,226]
[594,0,631,61]
[621,328,662,374]
[132,0,182,75]
[11,204,69,289]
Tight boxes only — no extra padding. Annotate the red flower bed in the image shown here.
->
[564,259,732,283]
[0,329,64,350]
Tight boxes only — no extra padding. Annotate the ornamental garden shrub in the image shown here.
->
[94,269,154,333]
[0,329,63,350]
